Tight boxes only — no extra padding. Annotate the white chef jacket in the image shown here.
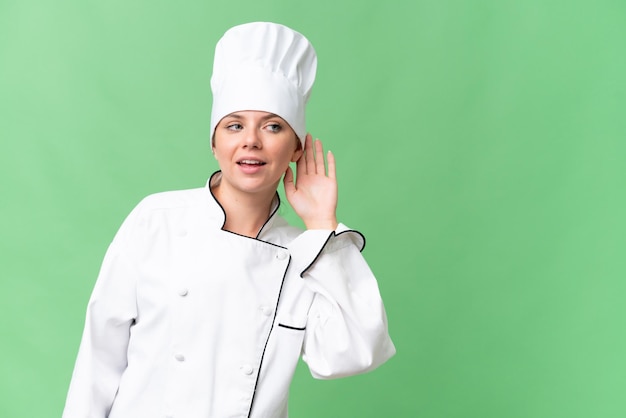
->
[63,172,395,418]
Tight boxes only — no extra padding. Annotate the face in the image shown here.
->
[212,111,303,197]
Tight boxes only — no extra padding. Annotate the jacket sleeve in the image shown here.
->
[287,223,396,379]
[63,204,144,418]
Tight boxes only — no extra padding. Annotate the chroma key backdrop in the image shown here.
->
[1,0,624,417]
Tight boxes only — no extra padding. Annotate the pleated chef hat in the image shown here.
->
[210,22,317,145]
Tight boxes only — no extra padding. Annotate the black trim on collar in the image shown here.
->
[206,170,282,241]
[256,193,281,239]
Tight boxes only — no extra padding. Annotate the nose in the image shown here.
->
[242,128,262,149]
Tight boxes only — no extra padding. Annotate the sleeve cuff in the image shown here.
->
[287,223,366,277]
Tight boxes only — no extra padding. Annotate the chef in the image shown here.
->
[63,21,395,418]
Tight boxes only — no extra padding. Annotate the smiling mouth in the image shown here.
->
[237,159,266,166]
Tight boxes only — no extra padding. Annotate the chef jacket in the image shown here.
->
[63,171,396,418]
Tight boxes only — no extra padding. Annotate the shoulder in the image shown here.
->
[124,187,214,228]
[136,187,208,210]
[133,188,208,219]
[108,187,216,245]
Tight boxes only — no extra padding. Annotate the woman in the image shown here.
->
[63,22,395,417]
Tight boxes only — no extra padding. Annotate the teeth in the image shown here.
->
[240,160,263,165]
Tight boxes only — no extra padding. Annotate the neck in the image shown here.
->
[212,182,276,238]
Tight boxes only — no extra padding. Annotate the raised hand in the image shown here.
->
[284,134,338,230]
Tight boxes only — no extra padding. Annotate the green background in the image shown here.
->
[1,0,624,417]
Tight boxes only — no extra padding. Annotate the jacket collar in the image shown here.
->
[204,171,281,238]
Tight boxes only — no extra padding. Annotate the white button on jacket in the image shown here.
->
[63,172,395,418]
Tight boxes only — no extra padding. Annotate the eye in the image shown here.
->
[265,123,282,133]
[226,123,243,131]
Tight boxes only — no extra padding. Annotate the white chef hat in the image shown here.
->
[210,22,317,145]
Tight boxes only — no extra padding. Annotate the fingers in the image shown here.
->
[305,133,315,174]
[314,138,326,175]
[301,133,334,177]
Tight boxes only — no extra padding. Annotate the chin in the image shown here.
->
[236,179,280,195]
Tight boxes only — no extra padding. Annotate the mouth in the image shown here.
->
[237,159,266,167]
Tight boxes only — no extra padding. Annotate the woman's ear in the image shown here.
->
[291,135,303,162]
[211,136,217,158]
[291,147,303,162]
